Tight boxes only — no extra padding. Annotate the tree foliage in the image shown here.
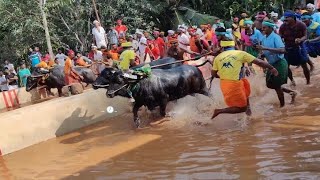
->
[0,0,305,65]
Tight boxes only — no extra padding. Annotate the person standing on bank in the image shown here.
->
[18,63,31,87]
[92,20,107,48]
[279,10,311,86]
[257,20,297,107]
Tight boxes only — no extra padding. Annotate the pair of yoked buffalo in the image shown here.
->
[26,65,96,96]
[92,57,212,127]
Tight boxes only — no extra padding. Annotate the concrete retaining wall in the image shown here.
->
[0,89,130,156]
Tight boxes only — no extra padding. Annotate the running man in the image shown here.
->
[301,12,320,58]
[279,10,311,85]
[210,50,278,119]
[257,20,297,107]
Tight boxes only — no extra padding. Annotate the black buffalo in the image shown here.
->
[92,57,181,89]
[106,65,209,127]
[26,65,96,96]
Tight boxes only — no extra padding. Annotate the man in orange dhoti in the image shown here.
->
[64,50,83,85]
[210,49,279,119]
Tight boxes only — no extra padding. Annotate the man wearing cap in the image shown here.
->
[64,50,83,85]
[115,19,128,35]
[302,12,320,58]
[270,11,283,34]
[306,3,320,23]
[279,10,311,85]
[119,42,136,70]
[257,20,297,107]
[92,20,107,48]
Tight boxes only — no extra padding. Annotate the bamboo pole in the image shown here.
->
[92,0,101,23]
[39,0,54,60]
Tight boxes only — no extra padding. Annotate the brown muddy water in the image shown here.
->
[1,59,320,179]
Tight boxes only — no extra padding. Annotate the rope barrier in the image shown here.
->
[148,51,213,69]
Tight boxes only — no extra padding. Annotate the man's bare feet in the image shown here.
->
[310,65,315,73]
[290,92,297,104]
[245,106,252,116]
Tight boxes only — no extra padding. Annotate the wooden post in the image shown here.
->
[92,0,101,23]
[39,0,54,60]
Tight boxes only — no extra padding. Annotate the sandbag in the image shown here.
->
[70,83,84,95]
[61,86,70,97]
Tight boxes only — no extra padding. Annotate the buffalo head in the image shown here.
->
[26,67,48,92]
[92,67,120,89]
[26,75,42,92]
[105,70,136,98]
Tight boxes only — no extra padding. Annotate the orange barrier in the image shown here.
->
[1,89,20,109]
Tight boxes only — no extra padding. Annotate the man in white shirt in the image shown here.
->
[92,20,108,48]
[0,71,8,92]
[136,31,147,63]
[128,35,139,52]
[4,60,16,75]
[177,27,192,60]
[55,48,67,66]
[270,11,283,34]
[92,46,105,74]
[177,27,190,51]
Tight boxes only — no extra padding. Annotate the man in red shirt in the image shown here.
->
[115,19,128,37]
[145,42,160,61]
[153,31,166,58]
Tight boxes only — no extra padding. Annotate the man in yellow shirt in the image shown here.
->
[210,50,278,119]
[119,42,137,70]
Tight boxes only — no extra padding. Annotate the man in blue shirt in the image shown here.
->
[306,3,320,23]
[257,20,297,107]
[301,12,320,58]
[28,47,41,68]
